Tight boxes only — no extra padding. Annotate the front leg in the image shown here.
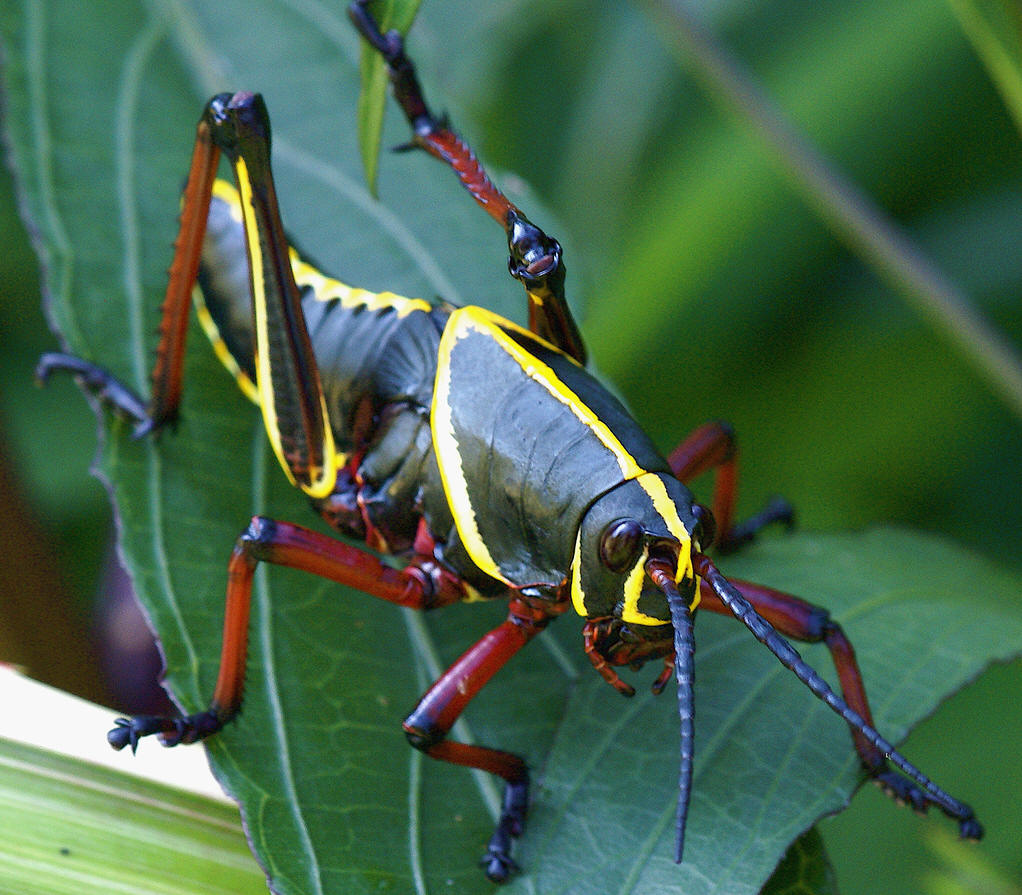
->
[402,595,564,882]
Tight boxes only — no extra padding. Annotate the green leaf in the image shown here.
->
[0,736,263,895]
[354,0,423,194]
[505,528,1022,895]
[762,829,838,895]
[4,2,1022,895]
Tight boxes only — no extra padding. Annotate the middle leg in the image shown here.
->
[108,516,468,751]
[669,420,793,550]
[696,572,981,832]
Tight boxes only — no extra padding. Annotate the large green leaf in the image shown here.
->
[3,2,1022,894]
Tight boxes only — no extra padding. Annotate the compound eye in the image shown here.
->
[691,504,716,551]
[599,519,644,573]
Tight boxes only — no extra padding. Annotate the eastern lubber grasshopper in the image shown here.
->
[36,0,983,883]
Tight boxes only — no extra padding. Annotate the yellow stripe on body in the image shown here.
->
[212,177,243,214]
[619,543,700,624]
[212,178,432,318]
[196,178,261,403]
[194,301,260,404]
[290,249,432,319]
[432,309,508,585]
[433,307,693,597]
[570,530,586,616]
[619,546,653,623]
[636,474,695,586]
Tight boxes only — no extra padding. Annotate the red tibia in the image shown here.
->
[667,421,738,541]
[148,119,220,427]
[409,597,553,735]
[416,129,515,226]
[403,597,560,782]
[696,574,883,768]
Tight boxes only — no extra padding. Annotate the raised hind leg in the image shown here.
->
[349,0,587,365]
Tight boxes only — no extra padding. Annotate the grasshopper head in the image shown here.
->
[570,472,712,631]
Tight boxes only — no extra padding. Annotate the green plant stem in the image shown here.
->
[642,0,1022,421]
[947,0,1022,138]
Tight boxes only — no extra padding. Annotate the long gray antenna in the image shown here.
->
[647,559,696,862]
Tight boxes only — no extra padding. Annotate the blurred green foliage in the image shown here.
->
[2,0,1021,892]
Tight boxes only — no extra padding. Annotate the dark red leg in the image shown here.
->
[694,563,982,837]
[668,420,739,539]
[403,595,564,882]
[348,0,586,365]
[108,516,467,751]
[668,420,793,550]
[108,513,562,880]
[36,97,223,436]
[145,115,222,431]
